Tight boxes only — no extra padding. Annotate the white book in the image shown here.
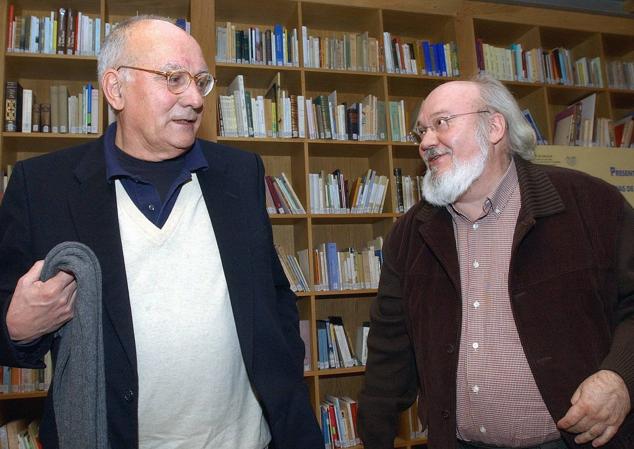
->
[227,74,249,137]
[21,89,33,133]
[356,323,370,365]
[91,88,99,133]
[297,95,305,138]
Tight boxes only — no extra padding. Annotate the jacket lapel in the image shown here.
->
[415,204,462,298]
[67,140,137,370]
[196,151,254,374]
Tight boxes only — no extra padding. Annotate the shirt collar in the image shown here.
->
[104,122,208,183]
[447,157,519,221]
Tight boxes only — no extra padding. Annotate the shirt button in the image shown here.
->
[123,389,135,402]
[473,260,479,268]
[472,342,479,350]
[495,208,501,214]
[472,223,479,230]
[473,301,480,308]
[148,204,155,211]
[480,426,487,434]
[472,385,480,393]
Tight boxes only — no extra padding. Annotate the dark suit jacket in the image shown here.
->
[0,136,323,449]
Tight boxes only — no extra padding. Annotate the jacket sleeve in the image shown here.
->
[357,223,419,449]
[254,153,305,377]
[600,199,634,401]
[0,162,52,368]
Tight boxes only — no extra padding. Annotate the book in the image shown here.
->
[521,109,546,145]
[4,81,23,132]
[299,320,311,371]
[356,321,370,365]
[20,89,33,133]
[553,104,578,146]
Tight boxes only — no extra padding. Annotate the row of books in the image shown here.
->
[317,317,368,370]
[1,361,51,394]
[388,99,415,143]
[0,419,40,449]
[302,28,380,72]
[6,6,102,56]
[215,22,299,67]
[321,395,361,448]
[305,93,386,142]
[265,173,305,215]
[394,168,424,214]
[383,33,460,77]
[308,169,389,214]
[553,92,634,147]
[275,245,310,293]
[607,60,634,91]
[476,40,604,87]
[4,82,99,134]
[313,239,383,292]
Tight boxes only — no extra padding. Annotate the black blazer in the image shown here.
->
[0,136,323,449]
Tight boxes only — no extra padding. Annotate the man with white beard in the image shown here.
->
[357,74,634,449]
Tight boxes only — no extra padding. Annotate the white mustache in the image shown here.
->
[172,116,197,121]
[423,147,451,163]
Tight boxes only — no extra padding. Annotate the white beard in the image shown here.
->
[422,142,488,207]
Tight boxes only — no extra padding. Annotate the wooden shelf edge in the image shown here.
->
[0,391,47,400]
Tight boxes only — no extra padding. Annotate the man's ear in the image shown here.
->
[102,70,124,112]
[488,111,506,145]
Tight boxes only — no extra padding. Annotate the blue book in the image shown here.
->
[422,40,433,75]
[435,43,447,77]
[86,83,92,130]
[274,24,284,66]
[325,242,340,290]
[317,320,329,369]
[321,405,332,448]
[175,18,187,31]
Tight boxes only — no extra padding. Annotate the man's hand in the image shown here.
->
[6,260,77,343]
[557,370,631,447]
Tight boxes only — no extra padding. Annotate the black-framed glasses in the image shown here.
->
[116,65,216,97]
[409,110,490,144]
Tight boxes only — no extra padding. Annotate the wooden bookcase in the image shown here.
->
[0,1,632,448]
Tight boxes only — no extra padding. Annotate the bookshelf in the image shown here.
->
[1,0,633,447]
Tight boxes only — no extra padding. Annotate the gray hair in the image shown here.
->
[471,73,536,160]
[97,15,174,83]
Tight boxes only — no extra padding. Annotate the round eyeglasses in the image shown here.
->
[409,110,490,144]
[116,65,216,97]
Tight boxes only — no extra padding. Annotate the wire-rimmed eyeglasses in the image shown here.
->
[116,65,216,97]
[409,110,490,144]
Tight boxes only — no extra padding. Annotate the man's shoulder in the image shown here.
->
[18,139,100,173]
[530,160,623,203]
[196,138,257,161]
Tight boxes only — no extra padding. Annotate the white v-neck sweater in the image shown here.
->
[115,175,271,449]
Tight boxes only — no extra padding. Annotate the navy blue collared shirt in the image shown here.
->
[103,123,208,228]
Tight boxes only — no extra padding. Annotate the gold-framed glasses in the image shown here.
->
[409,110,490,144]
[116,65,216,97]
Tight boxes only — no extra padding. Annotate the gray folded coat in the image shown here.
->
[40,241,109,449]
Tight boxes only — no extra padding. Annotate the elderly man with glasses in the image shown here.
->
[358,74,634,449]
[0,16,323,449]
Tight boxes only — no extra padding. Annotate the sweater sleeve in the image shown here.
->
[600,199,634,401]
[357,223,419,449]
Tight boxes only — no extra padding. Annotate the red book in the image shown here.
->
[264,175,284,214]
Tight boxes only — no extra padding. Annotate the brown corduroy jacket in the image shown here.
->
[358,156,634,449]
